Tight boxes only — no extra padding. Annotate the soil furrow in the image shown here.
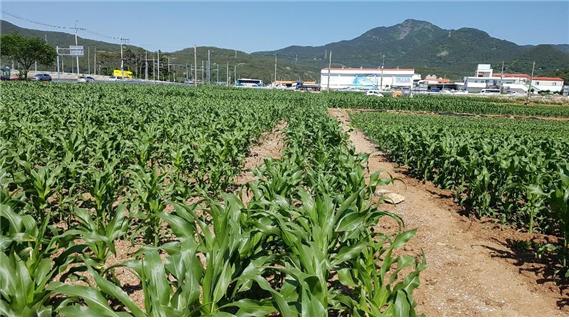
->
[329,108,568,316]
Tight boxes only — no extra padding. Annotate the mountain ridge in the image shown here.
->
[253,19,569,80]
[1,19,568,81]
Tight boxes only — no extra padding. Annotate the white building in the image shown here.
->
[320,67,419,91]
[475,64,493,77]
[531,77,564,93]
[464,64,564,93]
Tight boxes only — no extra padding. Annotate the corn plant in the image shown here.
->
[1,83,426,316]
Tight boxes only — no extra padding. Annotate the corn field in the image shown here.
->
[328,92,569,118]
[0,82,423,316]
[351,111,569,277]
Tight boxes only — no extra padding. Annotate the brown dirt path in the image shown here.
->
[234,121,286,186]
[329,108,568,317]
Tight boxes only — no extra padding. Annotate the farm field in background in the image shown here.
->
[0,83,422,316]
[329,92,569,118]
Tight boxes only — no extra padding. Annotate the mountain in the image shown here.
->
[552,44,569,54]
[2,19,568,82]
[254,19,569,80]
[0,19,132,52]
[0,20,317,82]
[167,47,318,83]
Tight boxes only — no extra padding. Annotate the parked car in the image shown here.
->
[365,90,384,97]
[77,76,95,83]
[32,73,52,81]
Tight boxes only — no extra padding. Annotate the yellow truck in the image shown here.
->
[112,69,133,79]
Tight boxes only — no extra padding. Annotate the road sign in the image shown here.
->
[57,46,84,56]
[69,45,84,56]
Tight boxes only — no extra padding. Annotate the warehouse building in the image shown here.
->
[320,67,419,91]
[464,64,565,93]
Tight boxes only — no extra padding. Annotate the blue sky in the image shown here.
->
[2,1,568,52]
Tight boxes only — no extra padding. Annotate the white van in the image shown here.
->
[480,88,500,94]
[366,90,384,97]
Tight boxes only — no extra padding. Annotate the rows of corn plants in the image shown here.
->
[326,92,569,118]
[351,111,569,277]
[0,82,422,316]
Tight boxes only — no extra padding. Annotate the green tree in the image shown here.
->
[0,33,56,80]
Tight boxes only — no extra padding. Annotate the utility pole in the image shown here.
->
[216,63,219,83]
[274,54,277,83]
[72,20,82,77]
[226,62,229,86]
[500,61,505,94]
[120,37,129,78]
[201,60,205,82]
[93,47,97,75]
[380,54,385,90]
[194,46,198,86]
[145,51,149,81]
[56,46,60,80]
[167,56,170,81]
[157,51,160,81]
[152,57,156,81]
[327,50,332,91]
[527,61,536,102]
[207,49,211,84]
[87,47,90,74]
[186,64,189,82]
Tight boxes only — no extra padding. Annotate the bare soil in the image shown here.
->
[234,121,286,205]
[234,120,287,186]
[329,108,569,317]
[351,108,569,122]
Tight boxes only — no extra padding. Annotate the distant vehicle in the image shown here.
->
[365,90,384,97]
[430,88,440,93]
[77,76,95,83]
[112,69,133,79]
[32,73,52,81]
[108,76,120,81]
[1,66,11,80]
[480,88,500,94]
[235,78,263,87]
[296,82,320,92]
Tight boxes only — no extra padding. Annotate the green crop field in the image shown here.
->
[0,82,423,316]
[351,111,569,276]
[327,92,569,117]
[2,82,569,316]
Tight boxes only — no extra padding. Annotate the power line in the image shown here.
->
[2,10,127,45]
[2,10,69,30]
